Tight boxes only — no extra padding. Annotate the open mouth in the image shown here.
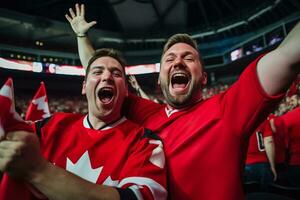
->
[171,72,189,89]
[98,87,114,104]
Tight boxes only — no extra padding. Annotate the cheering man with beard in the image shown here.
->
[67,4,300,199]
[0,49,167,200]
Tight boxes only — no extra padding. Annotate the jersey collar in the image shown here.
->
[83,115,127,130]
[164,107,181,118]
[164,98,203,117]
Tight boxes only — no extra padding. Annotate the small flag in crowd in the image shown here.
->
[0,78,33,137]
[25,82,50,121]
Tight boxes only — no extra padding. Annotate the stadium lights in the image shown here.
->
[35,41,44,46]
[97,37,124,43]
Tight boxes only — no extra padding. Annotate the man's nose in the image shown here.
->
[102,70,113,82]
[174,57,186,69]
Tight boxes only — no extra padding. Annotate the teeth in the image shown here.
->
[173,73,187,78]
[100,87,113,92]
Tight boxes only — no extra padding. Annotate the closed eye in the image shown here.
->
[184,56,195,61]
[112,71,122,77]
[92,70,103,75]
[165,57,175,62]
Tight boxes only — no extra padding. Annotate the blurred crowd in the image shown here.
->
[15,75,299,118]
[15,94,88,118]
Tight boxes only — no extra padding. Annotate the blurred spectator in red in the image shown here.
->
[270,106,300,187]
[245,119,277,190]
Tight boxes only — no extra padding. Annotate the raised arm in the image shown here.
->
[257,22,300,96]
[128,75,151,100]
[65,4,96,68]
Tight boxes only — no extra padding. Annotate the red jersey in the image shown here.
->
[275,107,300,165]
[0,113,167,200]
[125,55,284,200]
[246,120,272,165]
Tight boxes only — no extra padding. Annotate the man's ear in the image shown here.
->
[82,81,86,95]
[201,72,208,85]
[157,73,161,86]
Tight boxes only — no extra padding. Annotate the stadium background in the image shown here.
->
[1,0,299,115]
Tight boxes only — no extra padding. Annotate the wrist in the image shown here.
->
[76,33,87,38]
[27,158,48,184]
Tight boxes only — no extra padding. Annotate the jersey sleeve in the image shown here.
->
[219,54,285,137]
[124,93,163,125]
[263,119,273,138]
[116,128,167,200]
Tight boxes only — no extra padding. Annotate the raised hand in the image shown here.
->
[128,75,140,91]
[65,4,97,36]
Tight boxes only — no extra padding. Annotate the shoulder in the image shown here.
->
[121,119,162,141]
[124,93,164,114]
[34,112,84,136]
[50,112,84,122]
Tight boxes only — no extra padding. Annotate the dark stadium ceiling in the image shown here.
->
[0,0,299,53]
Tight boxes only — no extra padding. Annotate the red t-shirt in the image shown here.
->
[125,55,284,200]
[0,113,167,200]
[246,120,272,164]
[276,107,300,165]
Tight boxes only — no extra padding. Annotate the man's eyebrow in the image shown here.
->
[91,66,123,74]
[90,66,104,71]
[183,51,195,56]
[164,52,176,58]
[110,67,123,72]
[164,51,195,58]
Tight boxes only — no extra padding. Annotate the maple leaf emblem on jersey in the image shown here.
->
[66,151,103,183]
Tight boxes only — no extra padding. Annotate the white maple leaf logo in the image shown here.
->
[103,176,119,187]
[66,151,103,183]
[149,140,165,169]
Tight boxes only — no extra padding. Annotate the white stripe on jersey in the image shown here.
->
[129,185,144,200]
[118,177,167,200]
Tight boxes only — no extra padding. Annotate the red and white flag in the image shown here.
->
[25,82,50,122]
[0,78,33,137]
[0,78,34,200]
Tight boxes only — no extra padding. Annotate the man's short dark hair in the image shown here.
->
[86,48,127,80]
[161,33,204,67]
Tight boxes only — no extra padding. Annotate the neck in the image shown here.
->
[167,95,203,110]
[87,114,122,130]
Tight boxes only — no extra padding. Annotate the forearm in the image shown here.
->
[278,21,300,68]
[28,161,120,200]
[264,137,276,170]
[77,36,95,68]
[138,88,151,100]
[257,21,300,95]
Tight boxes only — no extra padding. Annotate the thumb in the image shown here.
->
[88,21,97,28]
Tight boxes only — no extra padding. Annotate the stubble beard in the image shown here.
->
[160,78,203,109]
